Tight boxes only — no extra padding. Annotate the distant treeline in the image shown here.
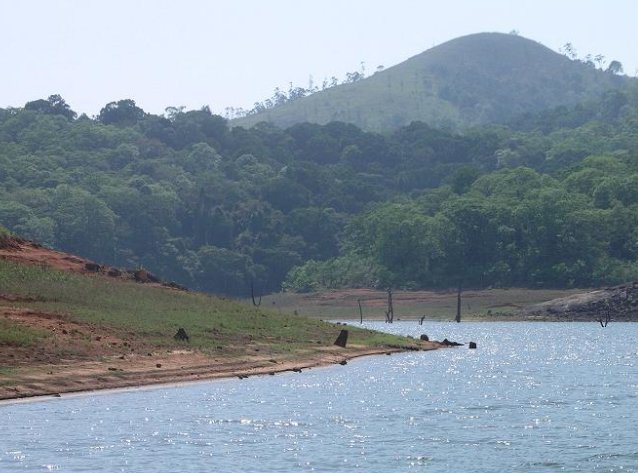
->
[1,88,638,295]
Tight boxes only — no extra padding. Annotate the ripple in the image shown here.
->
[1,322,638,472]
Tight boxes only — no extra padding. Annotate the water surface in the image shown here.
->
[2,322,637,472]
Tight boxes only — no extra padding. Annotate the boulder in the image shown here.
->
[85,262,102,272]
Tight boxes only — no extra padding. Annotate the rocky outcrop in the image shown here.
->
[520,282,638,321]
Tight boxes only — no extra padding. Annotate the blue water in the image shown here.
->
[2,322,638,472]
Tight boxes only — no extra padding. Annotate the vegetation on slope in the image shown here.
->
[233,32,631,131]
[0,257,412,359]
[7,30,635,395]
[1,56,638,297]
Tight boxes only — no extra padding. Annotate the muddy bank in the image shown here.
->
[0,342,445,401]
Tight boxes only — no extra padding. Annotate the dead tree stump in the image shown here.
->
[174,328,190,342]
[334,330,348,348]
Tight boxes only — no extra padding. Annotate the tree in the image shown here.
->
[98,99,146,126]
[607,60,624,75]
[24,94,77,120]
[50,185,116,262]
[560,42,578,60]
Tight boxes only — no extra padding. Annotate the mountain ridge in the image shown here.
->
[233,32,631,131]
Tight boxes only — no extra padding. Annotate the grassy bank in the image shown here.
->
[0,259,419,361]
[257,287,587,321]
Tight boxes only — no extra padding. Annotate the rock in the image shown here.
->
[334,329,349,347]
[133,269,149,282]
[469,341,477,349]
[339,360,348,365]
[162,281,188,291]
[107,268,122,277]
[85,262,102,272]
[519,281,638,321]
[440,338,463,347]
[420,334,429,341]
[174,328,190,342]
[155,363,162,368]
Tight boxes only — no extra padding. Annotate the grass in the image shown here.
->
[0,319,48,347]
[0,259,416,354]
[257,287,587,321]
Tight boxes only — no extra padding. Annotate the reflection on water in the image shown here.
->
[1,322,637,472]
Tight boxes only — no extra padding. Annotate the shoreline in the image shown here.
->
[0,343,440,404]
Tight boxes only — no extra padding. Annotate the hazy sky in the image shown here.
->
[2,0,636,117]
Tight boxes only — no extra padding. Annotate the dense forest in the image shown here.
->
[1,83,638,296]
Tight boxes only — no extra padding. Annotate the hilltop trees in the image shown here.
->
[98,99,146,126]
[24,94,77,120]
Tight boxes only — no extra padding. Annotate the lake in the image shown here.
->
[2,322,637,472]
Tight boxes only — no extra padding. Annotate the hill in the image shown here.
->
[0,231,435,399]
[233,32,631,131]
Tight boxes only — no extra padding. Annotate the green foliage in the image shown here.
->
[3,73,638,297]
[233,32,631,132]
[289,154,638,291]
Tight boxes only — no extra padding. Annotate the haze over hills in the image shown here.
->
[233,32,631,131]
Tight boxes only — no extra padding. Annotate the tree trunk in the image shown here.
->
[385,288,394,323]
[455,282,462,323]
[251,280,262,307]
[358,298,363,324]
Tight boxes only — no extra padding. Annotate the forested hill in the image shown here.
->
[1,86,638,297]
[233,32,631,131]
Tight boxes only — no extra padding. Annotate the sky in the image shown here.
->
[1,0,636,117]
